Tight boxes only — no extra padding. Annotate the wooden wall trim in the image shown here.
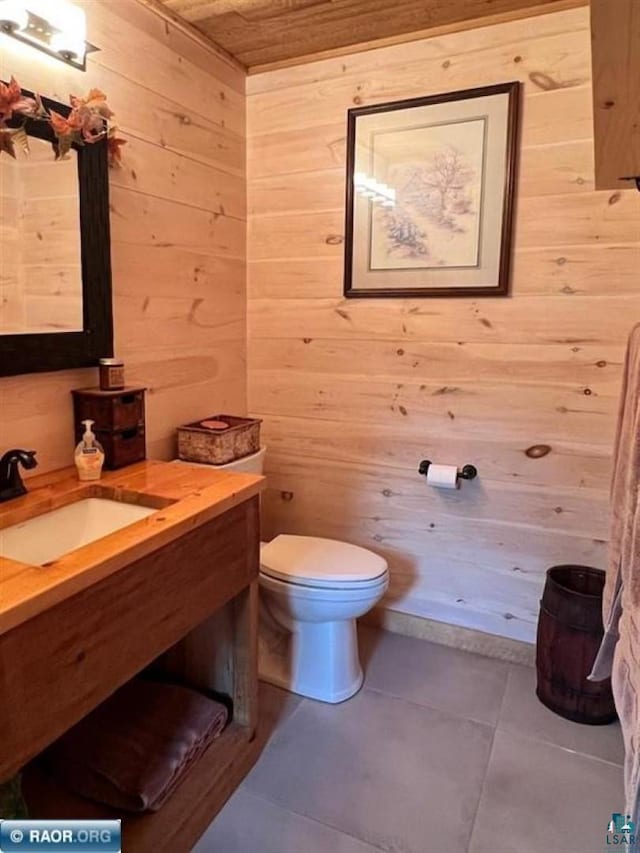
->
[247,0,588,75]
[361,609,536,666]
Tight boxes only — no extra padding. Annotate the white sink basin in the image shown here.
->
[0,498,157,566]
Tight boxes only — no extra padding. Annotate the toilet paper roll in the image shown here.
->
[425,463,459,490]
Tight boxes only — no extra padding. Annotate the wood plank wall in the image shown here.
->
[0,0,246,471]
[246,6,640,643]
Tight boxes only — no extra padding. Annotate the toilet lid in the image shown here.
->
[260,535,388,587]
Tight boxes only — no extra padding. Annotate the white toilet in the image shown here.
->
[175,447,389,703]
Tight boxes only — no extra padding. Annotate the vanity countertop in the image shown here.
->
[0,460,265,636]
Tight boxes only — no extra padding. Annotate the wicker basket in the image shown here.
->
[177,415,262,465]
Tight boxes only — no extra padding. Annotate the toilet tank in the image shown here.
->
[174,446,266,474]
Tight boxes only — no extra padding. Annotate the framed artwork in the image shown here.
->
[343,82,520,298]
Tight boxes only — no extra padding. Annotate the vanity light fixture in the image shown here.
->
[0,0,96,71]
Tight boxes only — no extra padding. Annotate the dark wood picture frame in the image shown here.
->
[343,82,520,299]
[0,86,113,376]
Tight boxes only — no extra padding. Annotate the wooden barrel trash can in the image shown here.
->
[536,565,617,725]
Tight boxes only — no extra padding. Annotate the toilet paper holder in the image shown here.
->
[418,460,478,482]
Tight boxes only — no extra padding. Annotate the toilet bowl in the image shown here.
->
[174,447,389,703]
[260,534,388,702]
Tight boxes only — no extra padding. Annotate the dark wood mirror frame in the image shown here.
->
[0,86,113,377]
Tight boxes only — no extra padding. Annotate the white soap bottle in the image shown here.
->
[75,419,105,481]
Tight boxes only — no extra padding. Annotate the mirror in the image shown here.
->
[0,85,113,376]
[1,138,83,334]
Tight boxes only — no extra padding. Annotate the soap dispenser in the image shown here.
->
[75,419,105,481]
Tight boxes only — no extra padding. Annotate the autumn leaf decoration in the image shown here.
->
[0,76,125,167]
[0,76,38,121]
[0,77,43,159]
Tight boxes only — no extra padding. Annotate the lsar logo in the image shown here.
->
[607,813,636,847]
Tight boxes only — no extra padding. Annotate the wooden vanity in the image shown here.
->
[0,461,265,851]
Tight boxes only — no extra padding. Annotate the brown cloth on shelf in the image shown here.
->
[41,679,228,813]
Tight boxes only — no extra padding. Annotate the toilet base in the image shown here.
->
[259,613,364,704]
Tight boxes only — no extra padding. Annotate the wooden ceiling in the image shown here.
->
[151,0,585,71]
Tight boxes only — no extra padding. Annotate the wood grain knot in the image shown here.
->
[325,234,344,245]
[280,491,294,502]
[529,71,561,90]
[525,444,551,459]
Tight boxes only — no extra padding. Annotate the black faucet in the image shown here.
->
[0,449,38,503]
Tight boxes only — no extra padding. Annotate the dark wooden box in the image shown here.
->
[72,387,146,470]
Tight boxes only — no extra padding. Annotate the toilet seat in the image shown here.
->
[260,534,388,590]
[260,571,388,599]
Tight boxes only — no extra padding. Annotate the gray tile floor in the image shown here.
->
[195,627,625,853]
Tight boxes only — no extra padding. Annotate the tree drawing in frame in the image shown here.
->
[370,118,485,270]
[344,82,520,298]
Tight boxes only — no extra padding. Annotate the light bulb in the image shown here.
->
[51,30,85,60]
[30,0,86,60]
[28,0,85,32]
[0,0,28,32]
[52,0,86,60]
